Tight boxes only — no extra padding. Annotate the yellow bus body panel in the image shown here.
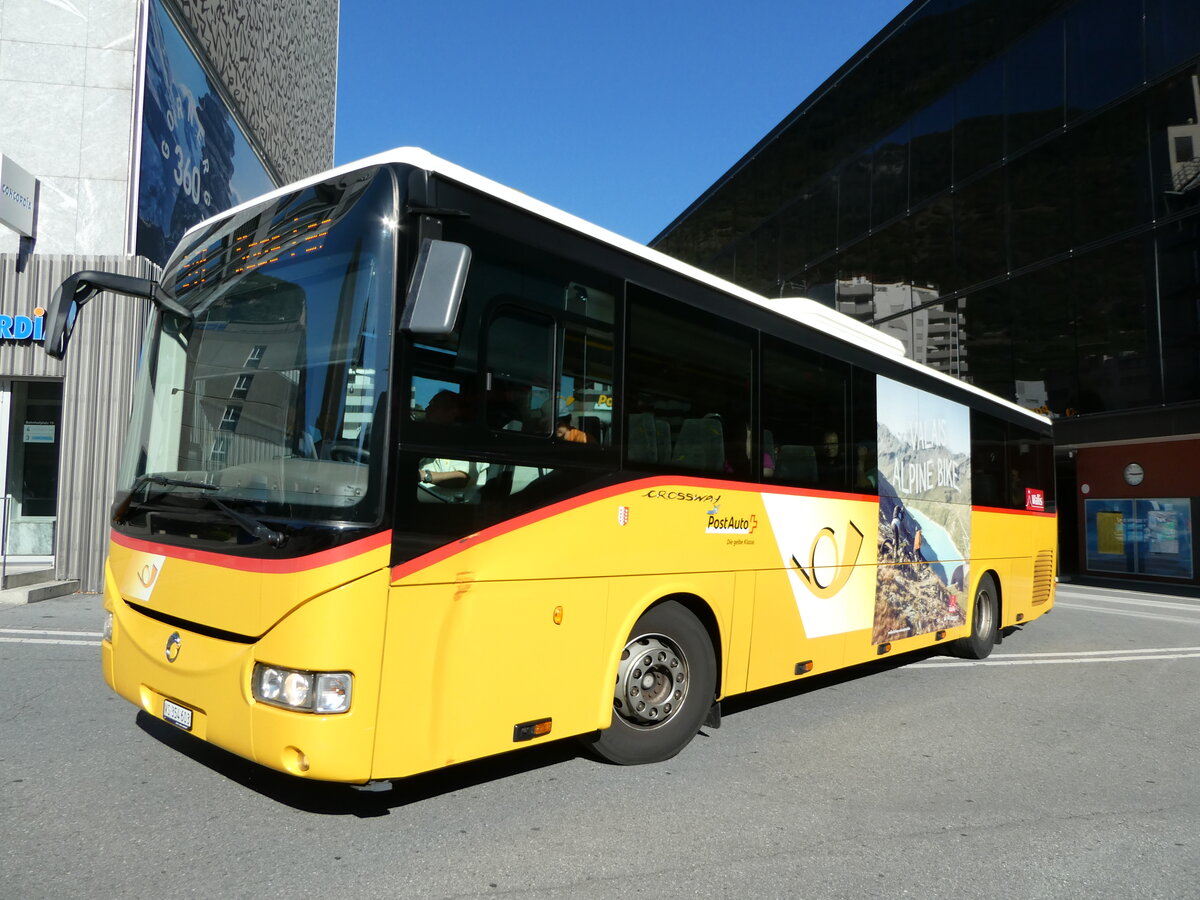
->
[102,482,1057,783]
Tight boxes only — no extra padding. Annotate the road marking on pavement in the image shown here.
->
[0,627,102,646]
[915,646,1200,667]
[1,628,102,637]
[1055,591,1200,612]
[1054,600,1200,626]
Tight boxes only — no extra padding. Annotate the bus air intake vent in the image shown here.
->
[1032,550,1055,605]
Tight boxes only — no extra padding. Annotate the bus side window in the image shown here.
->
[762,336,851,491]
[485,308,555,434]
[625,284,753,476]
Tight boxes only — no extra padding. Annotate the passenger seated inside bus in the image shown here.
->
[418,457,491,502]
[555,417,589,444]
[416,389,491,502]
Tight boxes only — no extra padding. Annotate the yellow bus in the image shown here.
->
[45,149,1056,785]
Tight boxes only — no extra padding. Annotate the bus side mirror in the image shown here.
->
[401,239,471,336]
[44,270,162,360]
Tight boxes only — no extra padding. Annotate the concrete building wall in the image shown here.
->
[173,0,339,184]
[0,0,140,256]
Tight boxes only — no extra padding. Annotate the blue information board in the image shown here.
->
[135,0,276,265]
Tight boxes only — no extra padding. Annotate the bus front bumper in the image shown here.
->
[101,567,389,784]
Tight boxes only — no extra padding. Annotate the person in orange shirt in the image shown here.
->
[555,418,589,443]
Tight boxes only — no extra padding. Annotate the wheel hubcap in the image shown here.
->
[977,589,994,636]
[613,634,688,727]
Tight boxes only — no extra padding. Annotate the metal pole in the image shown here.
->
[1,495,9,588]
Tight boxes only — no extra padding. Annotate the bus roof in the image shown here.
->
[182,147,1049,427]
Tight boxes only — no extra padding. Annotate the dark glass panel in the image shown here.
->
[1007,422,1056,509]
[910,94,954,206]
[1008,266,1078,415]
[955,0,1007,80]
[1147,74,1200,220]
[801,173,839,267]
[1065,0,1144,119]
[1005,16,1065,154]
[902,1,981,108]
[1008,137,1072,269]
[706,246,736,283]
[775,124,817,206]
[778,200,807,283]
[872,123,910,227]
[836,237,876,326]
[625,286,755,477]
[1072,239,1158,410]
[954,57,1005,180]
[969,409,1008,509]
[909,196,958,296]
[1069,96,1152,248]
[959,285,1014,402]
[1157,215,1200,403]
[870,215,912,290]
[737,222,781,298]
[802,256,839,309]
[1146,0,1200,78]
[1005,0,1072,44]
[838,152,872,247]
[954,168,1007,287]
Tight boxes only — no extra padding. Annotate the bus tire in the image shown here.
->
[951,573,998,659]
[586,600,716,766]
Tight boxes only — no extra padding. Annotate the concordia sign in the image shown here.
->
[0,154,37,238]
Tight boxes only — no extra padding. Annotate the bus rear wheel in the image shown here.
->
[587,600,716,765]
[950,573,998,659]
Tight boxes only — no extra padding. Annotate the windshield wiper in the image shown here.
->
[141,475,287,547]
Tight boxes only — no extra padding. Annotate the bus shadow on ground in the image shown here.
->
[136,710,586,817]
[717,627,1025,719]
[717,645,945,721]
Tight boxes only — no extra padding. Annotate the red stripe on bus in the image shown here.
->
[110,529,393,574]
[390,476,878,582]
[971,505,1056,518]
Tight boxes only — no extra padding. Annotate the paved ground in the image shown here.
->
[1,582,1197,898]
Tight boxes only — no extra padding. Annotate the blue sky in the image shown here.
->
[335,2,906,245]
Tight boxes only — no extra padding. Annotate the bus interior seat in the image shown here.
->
[775,444,817,482]
[672,417,725,471]
[655,419,672,462]
[627,412,659,463]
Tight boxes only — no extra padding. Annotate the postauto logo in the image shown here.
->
[0,307,45,342]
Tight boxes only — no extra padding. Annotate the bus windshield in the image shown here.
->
[116,166,396,534]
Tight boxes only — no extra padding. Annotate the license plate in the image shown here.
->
[162,698,193,731]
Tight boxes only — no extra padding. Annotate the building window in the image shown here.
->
[231,374,252,399]
[1175,135,1196,163]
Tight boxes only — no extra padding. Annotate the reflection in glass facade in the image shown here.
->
[654,0,1200,585]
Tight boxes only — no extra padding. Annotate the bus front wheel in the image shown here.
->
[587,600,716,765]
[951,573,998,659]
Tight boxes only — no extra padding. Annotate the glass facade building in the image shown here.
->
[653,0,1200,588]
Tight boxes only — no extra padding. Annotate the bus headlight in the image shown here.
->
[253,663,352,714]
[315,673,352,713]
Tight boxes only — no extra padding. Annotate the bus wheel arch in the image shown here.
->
[951,570,1000,659]
[584,595,719,765]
